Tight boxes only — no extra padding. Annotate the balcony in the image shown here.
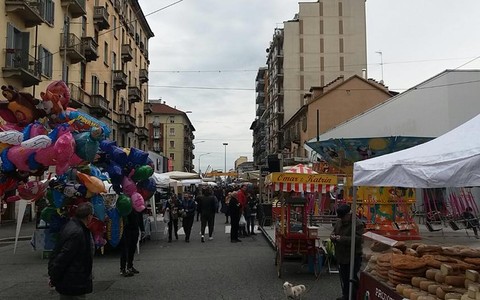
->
[118,113,136,131]
[121,44,133,62]
[112,70,127,90]
[137,127,149,141]
[139,69,148,84]
[256,91,265,104]
[89,94,109,117]
[113,0,120,12]
[5,0,46,27]
[2,48,41,87]
[128,86,141,103]
[143,102,152,114]
[144,49,149,60]
[128,23,135,37]
[68,83,85,108]
[60,33,85,64]
[81,36,98,62]
[256,104,266,117]
[93,6,110,31]
[139,41,145,54]
[255,79,265,92]
[135,33,140,45]
[61,0,86,18]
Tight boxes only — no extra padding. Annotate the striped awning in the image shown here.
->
[285,164,317,174]
[272,182,335,193]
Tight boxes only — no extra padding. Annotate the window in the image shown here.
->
[113,17,117,37]
[169,128,175,136]
[153,116,160,125]
[43,0,55,25]
[153,141,160,152]
[170,141,175,148]
[91,75,99,94]
[153,128,160,138]
[38,45,53,78]
[104,42,109,65]
[338,2,343,16]
[169,116,175,123]
[339,38,344,53]
[111,52,116,70]
[80,63,86,89]
[169,153,175,160]
[339,20,343,35]
[340,57,344,71]
[103,82,108,98]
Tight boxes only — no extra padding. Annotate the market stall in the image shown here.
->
[265,170,337,278]
[351,113,480,300]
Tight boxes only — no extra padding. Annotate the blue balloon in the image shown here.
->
[52,190,65,208]
[100,140,128,167]
[73,131,100,162]
[106,208,122,247]
[91,195,105,221]
[106,161,123,185]
[127,147,148,169]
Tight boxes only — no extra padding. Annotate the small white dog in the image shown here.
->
[283,281,306,299]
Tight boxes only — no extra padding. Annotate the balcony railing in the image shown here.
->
[89,94,109,117]
[139,69,148,84]
[128,86,141,103]
[128,23,135,37]
[81,36,98,62]
[144,102,153,114]
[68,82,85,108]
[61,0,86,18]
[112,70,127,90]
[121,44,133,62]
[137,127,148,140]
[60,33,85,64]
[2,48,41,87]
[93,6,110,31]
[118,114,136,130]
[5,0,46,27]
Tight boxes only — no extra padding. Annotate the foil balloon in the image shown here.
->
[132,165,154,182]
[121,173,137,196]
[0,85,45,126]
[106,208,123,247]
[130,191,145,213]
[126,147,148,169]
[91,195,106,221]
[33,128,75,174]
[40,80,70,116]
[16,180,48,202]
[116,194,132,216]
[137,177,156,200]
[61,108,111,138]
[87,217,106,248]
[73,128,103,162]
[77,172,106,194]
[40,206,58,223]
[100,140,128,167]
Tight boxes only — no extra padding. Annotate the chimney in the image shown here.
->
[362,69,367,79]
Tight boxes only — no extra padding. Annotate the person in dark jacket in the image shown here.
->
[120,209,145,277]
[331,204,364,300]
[181,193,197,242]
[48,202,94,298]
[228,191,242,243]
[198,188,217,242]
[165,194,181,242]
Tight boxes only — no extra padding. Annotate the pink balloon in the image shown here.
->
[35,131,75,174]
[122,175,137,196]
[7,145,36,171]
[131,192,145,212]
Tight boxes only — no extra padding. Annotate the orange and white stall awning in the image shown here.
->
[265,172,337,193]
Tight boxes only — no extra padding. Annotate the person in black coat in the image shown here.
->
[48,202,94,297]
[229,191,242,243]
[198,188,217,242]
[120,209,145,277]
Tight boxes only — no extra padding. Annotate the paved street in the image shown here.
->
[0,216,342,300]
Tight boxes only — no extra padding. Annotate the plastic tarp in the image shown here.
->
[158,171,200,180]
[353,113,480,188]
[152,173,178,189]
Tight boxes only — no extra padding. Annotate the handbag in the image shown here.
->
[163,210,170,223]
[239,214,247,226]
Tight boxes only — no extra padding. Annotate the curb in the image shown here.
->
[259,226,276,250]
[0,236,32,242]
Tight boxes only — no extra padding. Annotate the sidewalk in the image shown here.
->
[0,221,36,242]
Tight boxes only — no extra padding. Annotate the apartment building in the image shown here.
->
[1,0,153,150]
[147,100,195,172]
[253,0,367,166]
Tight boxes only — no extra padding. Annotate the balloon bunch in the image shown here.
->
[0,82,156,250]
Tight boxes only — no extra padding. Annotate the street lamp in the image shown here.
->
[222,143,228,174]
[198,152,211,175]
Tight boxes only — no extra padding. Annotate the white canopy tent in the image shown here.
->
[347,113,480,300]
[353,113,480,187]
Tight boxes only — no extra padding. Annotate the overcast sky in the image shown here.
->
[137,0,480,173]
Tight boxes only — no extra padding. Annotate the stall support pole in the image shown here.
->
[348,187,358,300]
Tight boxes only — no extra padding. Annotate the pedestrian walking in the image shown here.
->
[246,192,259,235]
[165,194,181,242]
[48,202,94,299]
[181,193,197,242]
[198,188,217,242]
[229,191,241,243]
